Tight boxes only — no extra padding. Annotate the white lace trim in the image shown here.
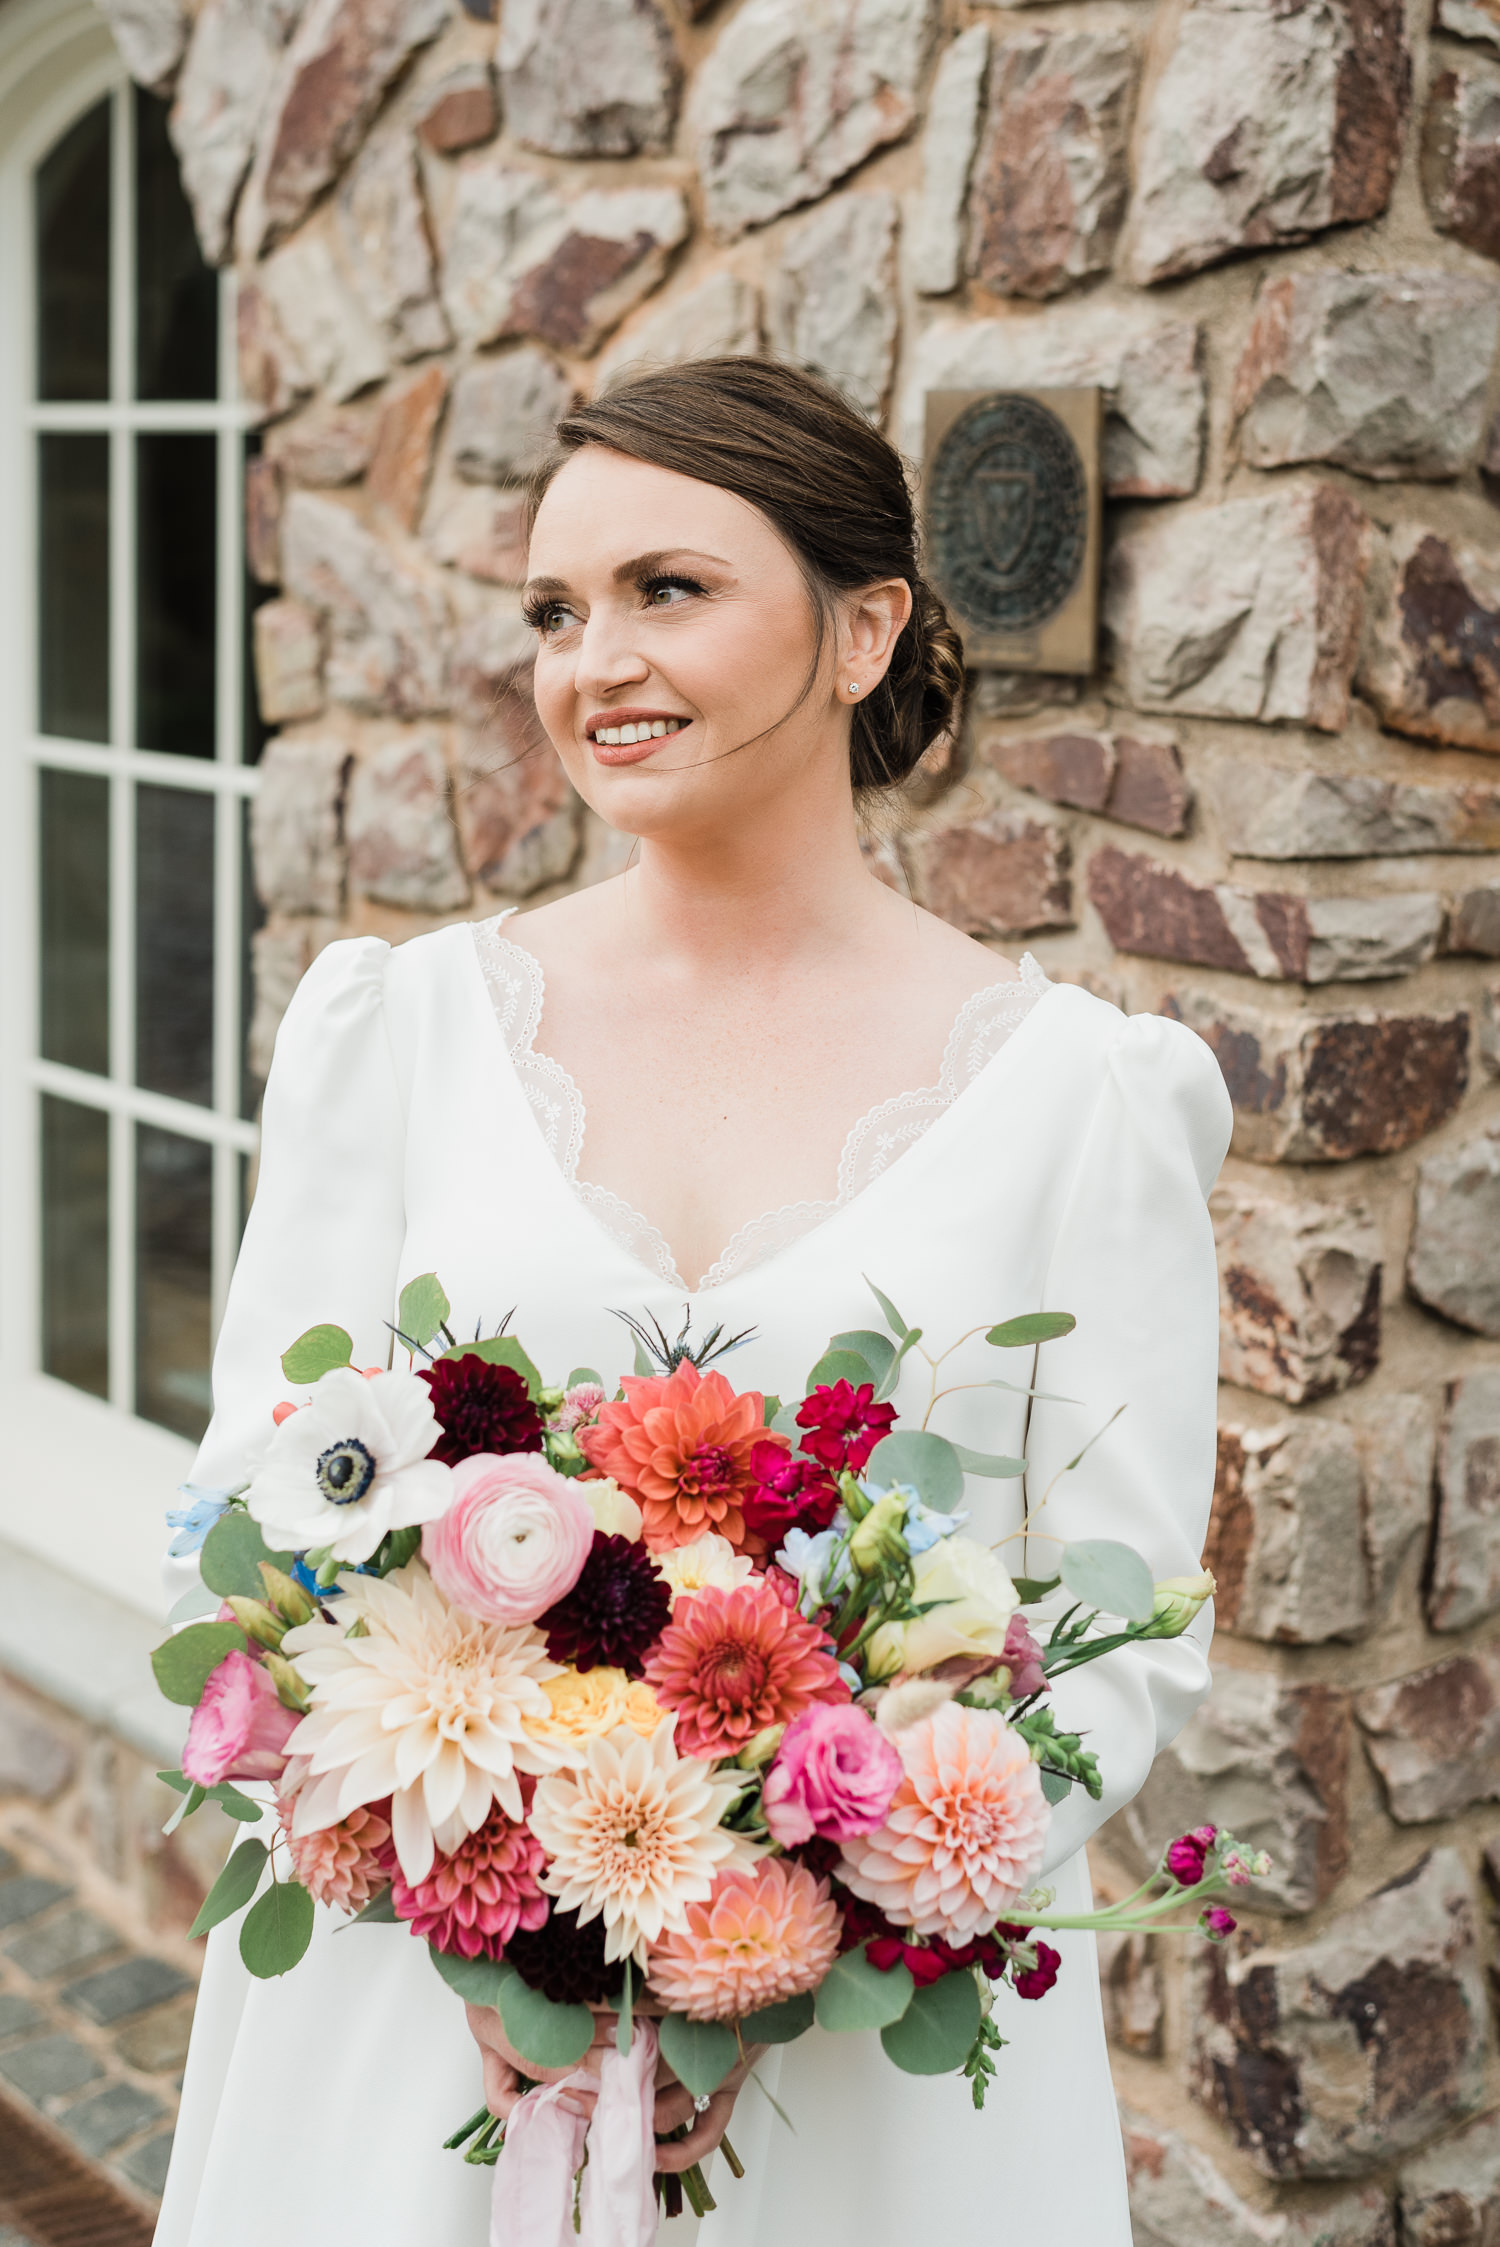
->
[471,912,1050,1292]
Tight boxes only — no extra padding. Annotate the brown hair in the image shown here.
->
[524,356,966,794]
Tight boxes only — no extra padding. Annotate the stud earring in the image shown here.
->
[848,681,861,696]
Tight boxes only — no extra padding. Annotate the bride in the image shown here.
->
[156,357,1230,2244]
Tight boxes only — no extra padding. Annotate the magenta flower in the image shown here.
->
[795,1381,896,1476]
[183,1651,299,1787]
[1201,1906,1236,1941]
[1165,1824,1218,1886]
[1001,1613,1048,1699]
[762,1703,904,1847]
[741,1443,839,1549]
[390,1806,549,1959]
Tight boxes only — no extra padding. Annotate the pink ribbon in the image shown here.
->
[491,2019,661,2247]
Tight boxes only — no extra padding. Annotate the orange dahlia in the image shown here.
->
[837,1701,1049,1943]
[647,1859,842,2021]
[643,1580,848,1760]
[579,1362,780,1553]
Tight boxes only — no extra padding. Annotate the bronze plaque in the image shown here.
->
[923,387,1102,674]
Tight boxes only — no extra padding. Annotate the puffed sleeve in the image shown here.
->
[164,938,407,1607]
[1024,1009,1232,1874]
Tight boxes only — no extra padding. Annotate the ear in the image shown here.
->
[843,579,914,686]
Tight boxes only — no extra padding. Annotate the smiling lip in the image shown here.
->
[584,709,692,765]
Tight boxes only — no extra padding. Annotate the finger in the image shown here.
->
[653,2084,695,2135]
[653,2093,735,2173]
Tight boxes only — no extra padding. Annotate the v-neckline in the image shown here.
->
[464,915,1062,1299]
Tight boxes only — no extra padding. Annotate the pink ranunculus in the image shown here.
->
[182,1651,300,1787]
[422,1451,595,1627]
[1001,1613,1048,1700]
[762,1703,905,1848]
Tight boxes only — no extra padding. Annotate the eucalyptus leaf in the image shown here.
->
[864,1278,910,1340]
[1059,1538,1155,1623]
[497,1965,596,2070]
[829,1330,897,1388]
[441,1336,542,1397]
[805,1349,872,1394]
[770,1403,804,1438]
[632,1334,654,1377]
[658,2012,740,2099]
[879,1969,981,2075]
[398,1273,450,1352]
[949,1443,1027,1480]
[762,1395,782,1426]
[864,1430,965,1514]
[738,1992,815,2044]
[151,1620,247,1706]
[167,1582,222,1625]
[1012,1575,1061,1603]
[161,1782,206,1836]
[205,1783,263,1823]
[431,1948,509,2008]
[1040,1768,1073,1804]
[199,1512,294,1601]
[986,1312,1077,1350]
[814,1944,915,2034]
[189,1839,267,1938]
[347,1886,399,1926]
[157,1769,193,1795]
[873,1327,923,1404]
[280,1324,354,1385]
[238,1879,314,1979]
[566,1367,603,1391]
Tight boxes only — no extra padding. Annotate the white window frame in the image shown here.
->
[0,0,260,1618]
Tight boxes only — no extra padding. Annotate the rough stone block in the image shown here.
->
[417,66,498,154]
[1437,0,1500,47]
[441,165,689,354]
[1422,64,1500,262]
[1208,1421,1370,1643]
[245,453,282,586]
[1189,1850,1487,2179]
[1096,1932,1163,2055]
[986,725,1191,838]
[1483,986,1500,1077]
[425,488,529,586]
[1448,883,1500,957]
[259,226,390,404]
[0,1878,72,1930]
[61,2080,165,2157]
[282,490,450,717]
[1400,2108,1500,2247]
[62,1955,190,2026]
[498,0,680,157]
[1354,1394,1438,1615]
[909,24,989,297]
[457,737,580,897]
[1233,270,1500,481]
[252,598,324,725]
[448,349,574,487]
[236,0,450,258]
[0,1993,43,2038]
[1123,2110,1396,2247]
[1484,409,1500,497]
[1430,1367,1500,1631]
[1359,528,1500,756]
[98,0,190,95]
[249,919,336,1085]
[346,731,470,912]
[167,0,298,267]
[1165,988,1466,1162]
[1357,1650,1500,1824]
[689,0,939,239]
[337,122,451,362]
[264,402,378,487]
[122,2131,176,2197]
[598,272,762,384]
[6,1910,120,1981]
[905,307,1204,499]
[1214,763,1500,859]
[1105,486,1371,733]
[236,279,312,423]
[1114,1667,1350,1911]
[367,365,448,532]
[0,2034,101,2105]
[902,807,1073,936]
[449,604,538,732]
[114,1994,195,2073]
[1212,1186,1381,1402]
[0,1680,75,1801]
[250,732,348,917]
[967,26,1137,299]
[1129,0,1410,285]
[769,192,899,419]
[1409,1131,1500,1339]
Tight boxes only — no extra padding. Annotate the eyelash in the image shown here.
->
[523,574,708,637]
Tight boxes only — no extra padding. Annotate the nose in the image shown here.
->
[572,602,651,701]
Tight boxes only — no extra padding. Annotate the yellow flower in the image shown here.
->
[528,1665,666,1756]
[865,1536,1019,1680]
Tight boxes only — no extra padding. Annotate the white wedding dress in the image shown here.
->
[154,911,1231,2247]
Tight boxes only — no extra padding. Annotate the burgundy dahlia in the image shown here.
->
[795,1380,896,1476]
[538,1532,673,1677]
[505,1904,626,2008]
[418,1354,543,1467]
[741,1441,840,1547]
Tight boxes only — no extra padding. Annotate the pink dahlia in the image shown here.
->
[278,1796,391,1914]
[837,1701,1050,1943]
[389,1803,549,1959]
[647,1859,842,2022]
[643,1581,848,1760]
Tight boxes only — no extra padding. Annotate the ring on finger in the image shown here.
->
[693,2094,712,2114]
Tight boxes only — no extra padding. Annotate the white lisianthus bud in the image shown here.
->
[1146,1570,1215,1637]
[865,1536,1019,1679]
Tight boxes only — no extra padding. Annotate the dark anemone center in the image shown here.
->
[316,1437,376,1505]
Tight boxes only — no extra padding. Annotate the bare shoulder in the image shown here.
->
[872,883,1023,999]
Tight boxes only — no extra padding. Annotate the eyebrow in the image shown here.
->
[523,548,736,600]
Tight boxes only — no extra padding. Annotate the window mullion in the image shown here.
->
[106,80,135,1415]
[211,266,245,1337]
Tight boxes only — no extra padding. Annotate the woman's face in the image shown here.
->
[523,445,883,842]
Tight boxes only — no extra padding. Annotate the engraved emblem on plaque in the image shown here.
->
[923,387,1102,674]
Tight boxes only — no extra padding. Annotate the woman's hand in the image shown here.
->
[649,2040,766,2175]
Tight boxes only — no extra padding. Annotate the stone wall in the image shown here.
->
[90,0,1500,2231]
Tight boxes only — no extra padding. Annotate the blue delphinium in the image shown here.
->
[165,1485,233,1557]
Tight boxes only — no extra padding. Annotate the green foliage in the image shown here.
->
[199,1512,294,1600]
[151,1620,247,1706]
[865,1278,911,1338]
[986,1312,1076,1349]
[805,1348,874,1394]
[206,1782,263,1822]
[1013,1706,1104,1801]
[566,1366,603,1391]
[280,1324,354,1384]
[430,1948,509,2008]
[398,1273,450,1352]
[880,1969,982,2076]
[658,2012,740,2098]
[814,1944,915,2034]
[346,1887,399,1926]
[828,1329,897,1389]
[963,2016,1007,2110]
[1012,1575,1061,1603]
[189,1839,268,1938]
[1059,1538,1154,1623]
[374,1525,423,1575]
[239,1878,315,1978]
[864,1430,965,1513]
[949,1442,1027,1480]
[441,1336,543,1398]
[497,1964,596,2070]
[738,1992,815,2044]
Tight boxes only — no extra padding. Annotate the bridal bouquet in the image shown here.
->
[155,1277,1263,2232]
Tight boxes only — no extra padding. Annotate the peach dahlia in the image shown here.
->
[647,1859,842,2022]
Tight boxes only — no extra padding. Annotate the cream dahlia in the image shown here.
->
[647,1859,841,2022]
[277,1796,390,1914]
[642,1581,848,1760]
[528,1719,754,1967]
[280,1560,563,1884]
[836,1700,1050,1942]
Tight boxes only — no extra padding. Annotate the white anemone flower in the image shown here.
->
[281,1560,565,1883]
[246,1365,453,1564]
[528,1719,756,1967]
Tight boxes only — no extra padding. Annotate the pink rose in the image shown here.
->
[762,1703,904,1847]
[183,1651,300,1786]
[422,1452,594,1626]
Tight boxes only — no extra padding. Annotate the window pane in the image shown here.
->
[134,86,217,403]
[241,800,266,1120]
[137,784,215,1106]
[137,1125,212,1440]
[40,768,110,1076]
[137,431,216,757]
[38,433,109,743]
[35,97,110,402]
[41,1095,109,1400]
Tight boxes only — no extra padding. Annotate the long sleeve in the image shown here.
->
[165,938,407,1605]
[1023,1009,1232,1873]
